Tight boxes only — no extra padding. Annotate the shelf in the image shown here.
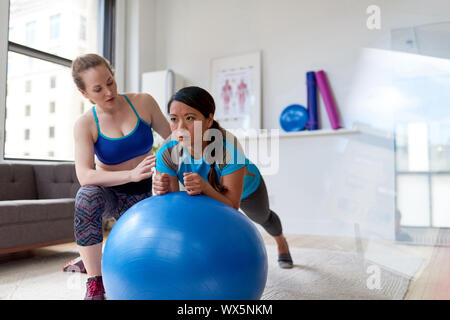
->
[278,128,359,138]
[231,128,359,139]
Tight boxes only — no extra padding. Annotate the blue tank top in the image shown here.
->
[93,94,154,165]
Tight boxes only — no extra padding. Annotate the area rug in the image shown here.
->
[0,245,418,300]
[0,250,84,300]
[261,246,417,300]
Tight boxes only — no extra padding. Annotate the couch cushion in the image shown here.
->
[0,199,75,225]
[0,163,37,201]
[0,218,74,251]
[0,199,75,250]
[33,163,80,199]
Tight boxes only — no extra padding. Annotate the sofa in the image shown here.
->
[0,162,80,254]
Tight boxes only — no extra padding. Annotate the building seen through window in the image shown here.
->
[5,0,103,161]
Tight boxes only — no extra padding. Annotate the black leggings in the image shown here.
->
[240,177,283,237]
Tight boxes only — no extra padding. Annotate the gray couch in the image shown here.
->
[0,162,80,254]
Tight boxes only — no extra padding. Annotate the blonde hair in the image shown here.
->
[71,53,115,91]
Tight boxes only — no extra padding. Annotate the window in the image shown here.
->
[25,80,31,93]
[80,16,87,41]
[50,14,61,40]
[396,122,450,228]
[5,0,116,161]
[50,76,56,89]
[49,126,55,138]
[27,56,33,71]
[25,21,36,46]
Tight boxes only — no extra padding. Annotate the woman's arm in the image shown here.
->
[74,116,154,187]
[141,93,171,139]
[184,167,245,210]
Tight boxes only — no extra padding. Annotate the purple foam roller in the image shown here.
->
[315,70,341,130]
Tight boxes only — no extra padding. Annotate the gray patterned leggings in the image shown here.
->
[74,185,151,246]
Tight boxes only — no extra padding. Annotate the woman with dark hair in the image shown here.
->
[153,86,293,269]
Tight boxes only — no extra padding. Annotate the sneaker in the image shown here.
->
[84,276,106,300]
[62,256,87,274]
[278,253,294,269]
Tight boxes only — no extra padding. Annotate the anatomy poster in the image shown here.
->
[215,68,253,120]
[210,51,261,130]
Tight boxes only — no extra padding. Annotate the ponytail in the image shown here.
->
[207,120,227,193]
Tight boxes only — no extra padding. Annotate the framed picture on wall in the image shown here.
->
[209,51,262,131]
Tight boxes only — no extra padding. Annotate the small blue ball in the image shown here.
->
[280,104,310,132]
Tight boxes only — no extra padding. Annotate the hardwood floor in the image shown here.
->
[403,244,450,300]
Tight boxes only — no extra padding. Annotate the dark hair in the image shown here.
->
[168,86,227,193]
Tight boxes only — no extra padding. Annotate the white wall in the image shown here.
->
[121,0,450,238]
[123,0,157,93]
[245,129,396,238]
[1,1,448,237]
[151,0,450,131]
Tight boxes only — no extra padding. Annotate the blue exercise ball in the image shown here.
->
[102,191,268,300]
[280,104,310,132]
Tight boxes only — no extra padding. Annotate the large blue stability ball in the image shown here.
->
[102,191,268,300]
[280,104,310,132]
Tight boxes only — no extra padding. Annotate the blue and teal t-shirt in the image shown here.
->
[155,130,261,200]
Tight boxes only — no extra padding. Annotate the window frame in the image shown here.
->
[395,124,450,233]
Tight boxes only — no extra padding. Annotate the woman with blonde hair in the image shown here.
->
[68,53,171,299]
